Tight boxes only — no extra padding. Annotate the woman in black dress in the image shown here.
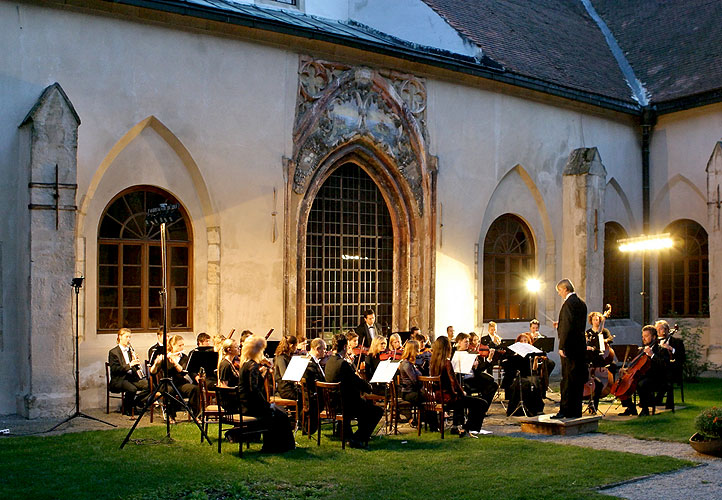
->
[273,336,299,400]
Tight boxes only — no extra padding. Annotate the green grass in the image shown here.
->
[598,377,722,442]
[1,422,690,500]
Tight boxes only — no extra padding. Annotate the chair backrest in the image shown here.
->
[105,362,111,385]
[215,386,240,419]
[316,381,342,418]
[418,375,443,411]
[300,378,310,413]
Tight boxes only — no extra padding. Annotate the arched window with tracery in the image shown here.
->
[603,222,630,318]
[97,186,192,333]
[658,219,708,317]
[483,214,535,322]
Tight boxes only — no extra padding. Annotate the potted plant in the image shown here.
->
[689,407,722,457]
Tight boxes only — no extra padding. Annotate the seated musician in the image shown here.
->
[527,319,556,377]
[655,320,685,410]
[584,312,614,411]
[478,322,503,376]
[273,336,299,400]
[388,333,403,353]
[619,325,670,417]
[364,336,388,385]
[345,330,361,368]
[430,336,485,437]
[500,333,534,395]
[325,333,383,449]
[149,334,199,424]
[217,339,240,388]
[413,330,431,375]
[469,332,481,352]
[302,338,327,435]
[108,328,149,417]
[187,332,217,389]
[147,327,164,366]
[398,340,434,430]
[234,335,295,452]
[454,333,497,415]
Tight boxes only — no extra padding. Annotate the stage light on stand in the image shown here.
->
[526,278,542,293]
[618,233,673,253]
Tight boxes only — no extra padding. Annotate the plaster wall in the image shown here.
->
[426,79,642,339]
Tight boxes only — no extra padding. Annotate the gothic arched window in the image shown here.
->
[603,222,630,318]
[97,187,192,332]
[483,214,535,322]
[658,219,708,317]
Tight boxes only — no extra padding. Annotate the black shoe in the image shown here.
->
[638,408,650,417]
[349,439,368,450]
[449,426,460,435]
[550,413,566,419]
[619,408,637,416]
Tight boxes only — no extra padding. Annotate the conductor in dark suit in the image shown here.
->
[354,309,378,350]
[325,333,383,449]
[552,279,587,419]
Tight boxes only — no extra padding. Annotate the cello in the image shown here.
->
[609,344,652,401]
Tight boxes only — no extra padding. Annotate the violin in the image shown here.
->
[379,349,403,361]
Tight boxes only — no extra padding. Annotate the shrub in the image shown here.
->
[694,407,722,439]
[678,324,709,381]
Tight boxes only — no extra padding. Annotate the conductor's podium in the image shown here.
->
[519,414,601,436]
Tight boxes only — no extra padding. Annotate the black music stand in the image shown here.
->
[120,204,211,448]
[47,277,116,432]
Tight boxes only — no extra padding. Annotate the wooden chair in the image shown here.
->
[389,376,414,435]
[198,374,219,441]
[418,375,445,439]
[299,378,313,438]
[265,371,299,429]
[315,381,346,449]
[215,386,268,457]
[104,362,127,415]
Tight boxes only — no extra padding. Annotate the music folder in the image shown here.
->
[533,337,555,353]
[370,360,399,384]
[282,355,311,382]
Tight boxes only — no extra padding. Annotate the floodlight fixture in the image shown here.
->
[618,233,673,253]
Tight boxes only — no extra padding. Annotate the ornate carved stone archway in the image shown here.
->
[284,56,437,338]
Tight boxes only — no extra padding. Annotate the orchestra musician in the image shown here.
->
[149,334,199,424]
[345,330,361,369]
[453,333,497,417]
[302,338,327,435]
[147,327,164,365]
[619,325,670,416]
[468,332,481,352]
[108,328,149,417]
[527,319,556,379]
[355,309,378,349]
[388,333,402,352]
[273,336,299,400]
[500,333,534,394]
[413,330,432,375]
[430,336,485,437]
[446,325,455,339]
[325,333,383,450]
[187,332,217,389]
[655,320,685,410]
[217,338,240,388]
[398,340,435,430]
[364,336,388,384]
[235,335,295,452]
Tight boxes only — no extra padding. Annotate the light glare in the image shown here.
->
[526,278,542,293]
[618,233,673,253]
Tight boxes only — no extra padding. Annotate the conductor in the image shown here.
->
[551,278,587,419]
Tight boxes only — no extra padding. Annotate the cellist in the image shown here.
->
[618,325,670,417]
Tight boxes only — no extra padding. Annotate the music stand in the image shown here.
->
[120,204,211,448]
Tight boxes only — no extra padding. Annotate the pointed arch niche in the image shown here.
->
[284,57,437,338]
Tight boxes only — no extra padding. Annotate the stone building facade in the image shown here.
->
[1,0,720,416]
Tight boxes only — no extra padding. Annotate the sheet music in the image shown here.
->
[282,355,311,382]
[451,351,477,375]
[508,342,543,357]
[370,360,400,384]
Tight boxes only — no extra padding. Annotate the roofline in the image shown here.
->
[652,88,722,116]
[102,0,642,115]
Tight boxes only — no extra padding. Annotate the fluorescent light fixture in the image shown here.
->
[342,254,368,260]
[618,233,673,253]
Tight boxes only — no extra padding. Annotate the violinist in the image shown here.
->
[454,333,497,416]
[618,325,670,417]
[655,320,685,410]
[413,330,431,375]
[237,335,295,452]
[364,336,388,390]
[326,333,383,449]
[273,336,299,400]
[388,333,402,352]
[149,334,199,424]
[302,338,327,435]
[217,339,240,388]
[585,312,614,366]
[430,336,485,437]
[345,330,361,368]
[527,319,556,381]
[469,332,481,353]
[108,328,149,417]
[398,340,433,430]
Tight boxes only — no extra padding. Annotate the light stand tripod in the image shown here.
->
[120,204,211,448]
[47,277,116,432]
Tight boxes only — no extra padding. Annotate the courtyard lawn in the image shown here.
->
[2,421,689,500]
[598,377,722,442]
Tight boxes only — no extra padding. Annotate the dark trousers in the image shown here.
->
[463,373,497,415]
[345,398,383,443]
[449,395,485,432]
[167,382,198,418]
[560,357,586,418]
[403,390,437,431]
[110,378,149,414]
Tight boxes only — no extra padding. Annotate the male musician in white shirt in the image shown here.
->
[108,328,149,416]
[355,309,378,349]
[302,338,327,435]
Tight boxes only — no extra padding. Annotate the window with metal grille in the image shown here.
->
[306,163,393,339]
[97,187,192,332]
[483,214,535,322]
[658,219,709,317]
[603,222,630,318]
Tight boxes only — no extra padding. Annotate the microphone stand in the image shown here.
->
[47,278,116,432]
